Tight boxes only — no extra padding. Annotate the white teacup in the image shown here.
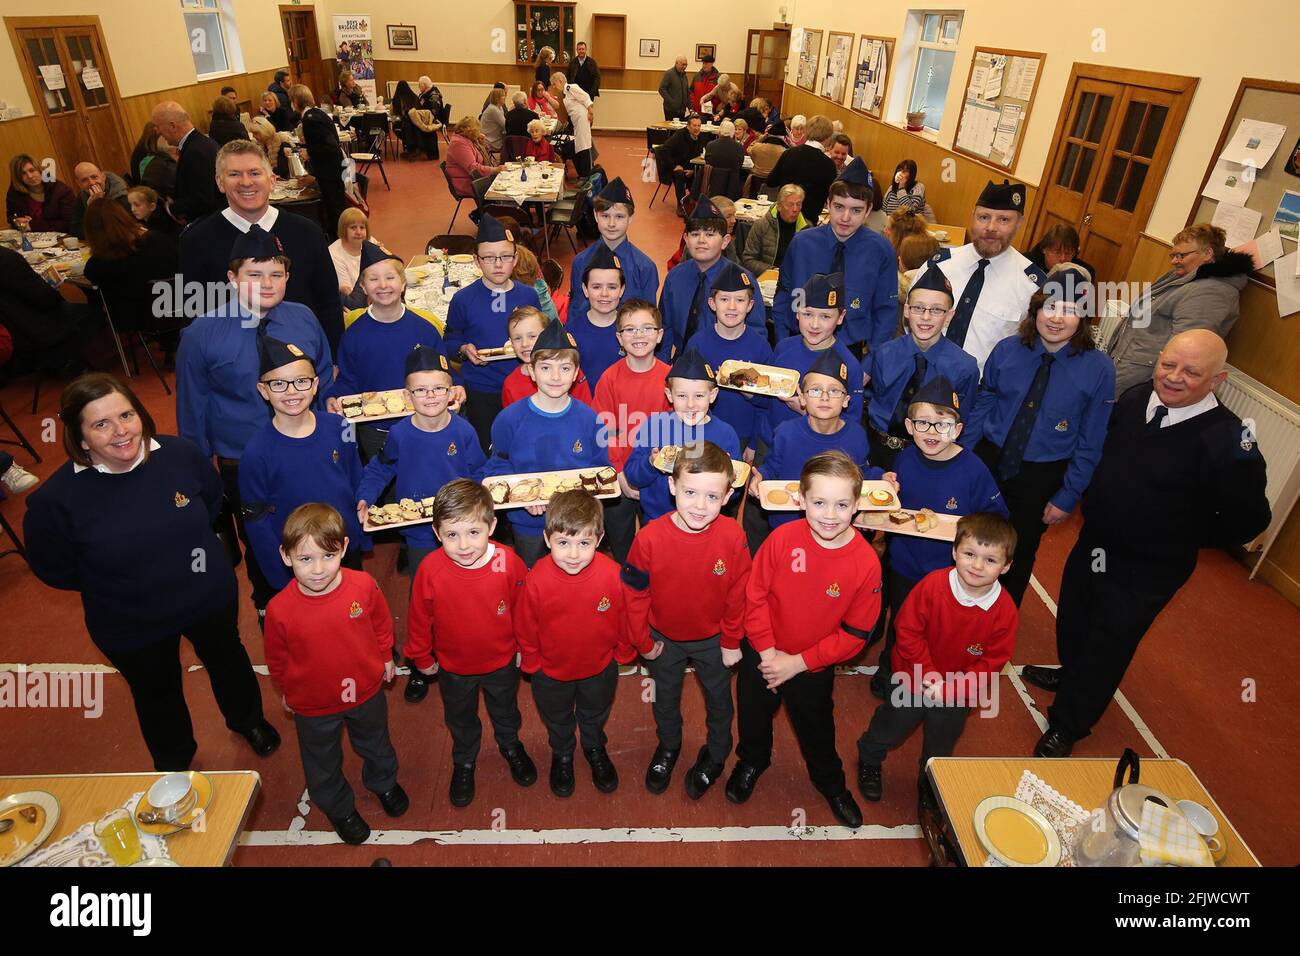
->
[147,772,197,823]
[1177,799,1227,864]
[62,236,79,251]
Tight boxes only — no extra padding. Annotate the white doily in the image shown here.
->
[983,770,1091,867]
[19,792,172,867]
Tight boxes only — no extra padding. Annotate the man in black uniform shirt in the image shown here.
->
[1024,330,1270,756]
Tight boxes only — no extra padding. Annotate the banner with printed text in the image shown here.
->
[333,15,377,105]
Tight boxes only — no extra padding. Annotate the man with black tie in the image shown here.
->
[151,101,221,225]
[1023,330,1270,757]
[932,180,1045,373]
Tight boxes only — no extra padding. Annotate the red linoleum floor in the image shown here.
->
[2,134,1297,866]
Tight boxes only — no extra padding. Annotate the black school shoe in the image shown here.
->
[550,753,576,798]
[449,763,476,807]
[240,720,281,757]
[857,763,883,802]
[377,784,409,818]
[501,744,538,786]
[584,747,619,793]
[684,748,725,800]
[827,791,864,829]
[724,761,763,804]
[331,811,371,845]
[1021,665,1063,693]
[404,670,432,703]
[644,745,680,794]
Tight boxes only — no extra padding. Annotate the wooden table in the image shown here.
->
[926,222,966,246]
[484,163,566,257]
[1,771,261,868]
[926,757,1259,867]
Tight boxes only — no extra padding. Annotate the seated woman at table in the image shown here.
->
[127,185,179,237]
[445,117,504,200]
[529,80,558,117]
[82,198,183,361]
[881,159,927,217]
[329,207,386,311]
[783,114,807,148]
[290,84,349,234]
[207,95,246,147]
[334,70,369,110]
[259,90,297,133]
[23,374,280,772]
[733,118,758,151]
[248,116,295,179]
[523,119,559,164]
[479,87,508,155]
[6,153,77,232]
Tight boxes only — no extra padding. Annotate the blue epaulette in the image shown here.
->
[1025,262,1048,287]
[930,247,953,264]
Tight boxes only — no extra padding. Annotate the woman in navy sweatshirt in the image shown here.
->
[23,374,280,771]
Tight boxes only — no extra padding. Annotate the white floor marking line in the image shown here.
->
[1005,665,1050,733]
[1113,690,1170,759]
[239,823,923,847]
[0,663,118,673]
[1028,574,1058,617]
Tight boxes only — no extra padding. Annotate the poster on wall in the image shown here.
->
[820,32,853,105]
[851,36,892,118]
[333,15,377,105]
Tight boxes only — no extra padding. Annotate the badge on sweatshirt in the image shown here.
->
[447,442,458,456]
[496,600,507,615]
[850,297,861,309]
[174,492,190,508]
[713,558,726,575]
[1055,419,1069,432]
[1241,437,1254,451]
[572,439,584,453]
[826,581,841,598]
[349,601,363,619]
[597,596,611,612]
[946,496,958,511]
[966,642,985,656]
[332,448,340,463]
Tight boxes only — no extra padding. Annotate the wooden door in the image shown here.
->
[743,29,790,112]
[10,20,130,181]
[1032,66,1196,285]
[279,6,325,97]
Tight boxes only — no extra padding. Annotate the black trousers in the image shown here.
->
[356,422,390,466]
[293,690,398,821]
[463,387,503,456]
[216,457,276,609]
[510,530,548,568]
[647,629,734,763]
[857,692,970,769]
[735,641,846,798]
[574,148,593,178]
[437,662,524,765]
[100,600,265,771]
[530,660,618,756]
[867,429,905,473]
[975,440,1069,606]
[602,494,639,565]
[671,167,695,204]
[1050,535,1195,740]
[872,568,920,686]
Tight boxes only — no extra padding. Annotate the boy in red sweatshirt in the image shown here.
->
[264,504,405,846]
[500,306,594,408]
[516,490,640,797]
[406,479,538,808]
[727,450,882,829]
[856,512,1018,805]
[622,440,751,798]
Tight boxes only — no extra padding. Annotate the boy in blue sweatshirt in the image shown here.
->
[240,336,370,596]
[482,318,611,566]
[443,213,543,452]
[684,260,774,458]
[860,375,1007,699]
[623,348,740,523]
[751,349,885,528]
[565,243,625,388]
[567,177,659,319]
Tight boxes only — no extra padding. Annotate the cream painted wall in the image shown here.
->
[781,0,1298,241]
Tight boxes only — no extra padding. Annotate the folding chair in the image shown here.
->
[350,118,390,189]
[649,144,674,207]
[425,234,478,257]
[438,104,453,145]
[502,135,530,162]
[440,161,477,232]
[546,184,592,254]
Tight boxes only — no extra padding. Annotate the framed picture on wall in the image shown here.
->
[640,39,661,58]
[386,25,418,51]
[696,44,715,62]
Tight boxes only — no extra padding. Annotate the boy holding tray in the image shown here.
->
[405,479,538,807]
[865,266,978,470]
[264,503,406,846]
[567,177,659,320]
[750,349,887,529]
[727,451,882,829]
[860,376,1007,700]
[623,441,751,798]
[623,347,740,523]
[501,306,593,408]
[856,513,1018,806]
[516,490,640,797]
[482,319,611,567]
[240,336,369,595]
[444,214,543,451]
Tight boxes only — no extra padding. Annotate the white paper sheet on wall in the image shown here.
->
[1211,203,1263,248]
[1275,251,1300,318]
[1005,57,1039,101]
[1239,230,1284,270]
[1201,159,1254,205]
[82,68,102,91]
[1219,118,1287,169]
[957,100,1000,157]
[38,64,65,91]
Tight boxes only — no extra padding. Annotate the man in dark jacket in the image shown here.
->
[289,84,349,237]
[664,114,707,214]
[70,162,131,239]
[504,91,540,137]
[0,246,98,373]
[764,114,837,220]
[1023,330,1271,757]
[658,56,691,121]
[571,42,600,99]
[152,100,221,224]
[268,69,293,111]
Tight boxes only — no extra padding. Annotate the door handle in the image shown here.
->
[1082,214,1093,225]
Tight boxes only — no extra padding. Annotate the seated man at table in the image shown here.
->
[704,119,745,172]
[664,114,707,216]
[70,162,130,239]
[0,244,98,377]
[504,91,540,139]
[742,183,810,275]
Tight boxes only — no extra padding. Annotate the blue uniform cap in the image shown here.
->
[533,316,579,354]
[667,346,715,383]
[975,179,1026,212]
[803,348,850,390]
[910,373,961,419]
[908,264,953,298]
[836,155,874,190]
[358,241,404,273]
[404,343,450,378]
[476,212,514,245]
[583,242,623,277]
[800,272,846,310]
[710,260,753,294]
[1041,265,1094,315]
[596,176,634,207]
[258,334,314,377]
[231,224,285,262]
[687,195,725,225]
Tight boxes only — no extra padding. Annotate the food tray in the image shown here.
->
[715,359,799,400]
[475,343,517,361]
[363,496,439,533]
[338,389,414,424]
[483,467,620,510]
[758,479,899,511]
[652,446,750,489]
[855,508,960,542]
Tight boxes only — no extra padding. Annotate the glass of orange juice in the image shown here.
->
[94,808,143,866]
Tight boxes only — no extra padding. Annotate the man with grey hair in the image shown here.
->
[742,183,809,274]
[552,71,593,177]
[504,89,540,138]
[703,118,745,196]
[152,100,221,223]
[1024,329,1269,757]
[69,161,130,238]
[658,56,691,121]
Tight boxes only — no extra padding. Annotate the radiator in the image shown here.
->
[1215,366,1300,578]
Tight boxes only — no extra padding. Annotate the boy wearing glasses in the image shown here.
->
[444,214,543,451]
[865,265,978,470]
[862,375,1006,700]
[750,349,887,529]
[241,336,369,594]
